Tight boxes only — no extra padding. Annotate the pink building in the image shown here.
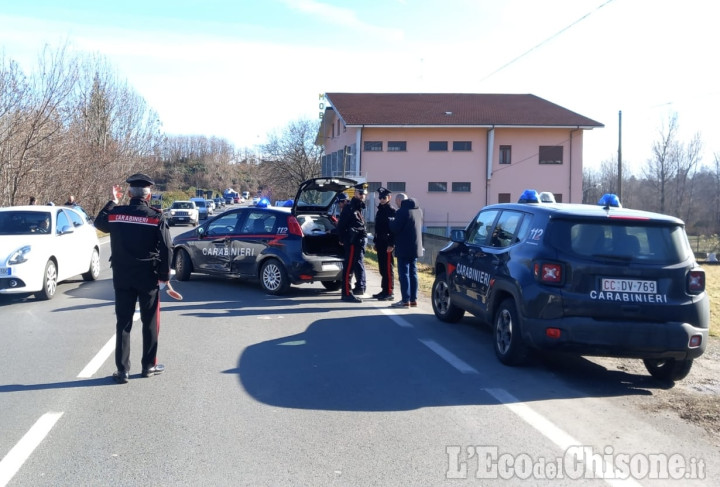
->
[317,93,603,235]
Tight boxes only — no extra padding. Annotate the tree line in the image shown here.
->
[0,43,321,216]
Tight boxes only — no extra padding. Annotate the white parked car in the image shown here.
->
[0,206,101,300]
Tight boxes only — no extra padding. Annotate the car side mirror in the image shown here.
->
[197,226,205,238]
[450,229,465,242]
[59,225,75,235]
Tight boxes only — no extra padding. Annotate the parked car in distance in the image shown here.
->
[0,205,101,299]
[172,177,360,295]
[205,199,215,214]
[431,190,709,382]
[190,197,209,220]
[214,197,225,209]
[168,201,199,226]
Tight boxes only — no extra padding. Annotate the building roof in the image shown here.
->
[324,93,604,128]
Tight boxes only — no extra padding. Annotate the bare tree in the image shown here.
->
[0,44,79,206]
[259,119,324,199]
[642,113,702,217]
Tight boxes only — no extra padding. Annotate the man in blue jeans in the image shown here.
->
[389,193,423,308]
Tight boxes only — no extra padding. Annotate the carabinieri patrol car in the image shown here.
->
[172,177,360,295]
[431,190,709,382]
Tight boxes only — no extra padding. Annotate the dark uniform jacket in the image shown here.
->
[374,203,396,247]
[390,198,423,259]
[337,197,366,246]
[95,198,173,289]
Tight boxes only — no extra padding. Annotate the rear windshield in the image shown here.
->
[546,219,692,264]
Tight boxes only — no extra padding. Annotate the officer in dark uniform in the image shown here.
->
[372,187,396,300]
[337,184,367,303]
[94,173,173,383]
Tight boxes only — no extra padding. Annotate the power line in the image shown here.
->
[479,0,615,83]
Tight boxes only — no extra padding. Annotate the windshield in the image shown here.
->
[0,211,52,235]
[173,202,194,209]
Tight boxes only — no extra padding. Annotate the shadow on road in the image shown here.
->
[234,313,670,412]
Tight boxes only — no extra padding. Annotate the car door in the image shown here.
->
[471,209,527,317]
[450,209,499,313]
[190,210,246,274]
[231,210,279,276]
[53,209,79,280]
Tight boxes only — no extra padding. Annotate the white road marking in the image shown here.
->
[486,388,641,487]
[0,412,64,487]
[419,339,479,374]
[380,308,414,327]
[77,335,115,378]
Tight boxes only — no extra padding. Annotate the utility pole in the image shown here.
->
[618,110,622,201]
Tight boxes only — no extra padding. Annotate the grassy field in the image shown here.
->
[365,249,720,337]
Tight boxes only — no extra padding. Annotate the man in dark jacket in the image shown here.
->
[336,184,367,302]
[372,187,396,300]
[389,193,423,308]
[95,173,173,383]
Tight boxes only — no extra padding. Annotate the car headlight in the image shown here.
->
[170,210,176,215]
[9,245,31,265]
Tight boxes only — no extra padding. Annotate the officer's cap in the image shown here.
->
[337,192,349,202]
[126,173,155,187]
[377,187,392,199]
[354,183,368,195]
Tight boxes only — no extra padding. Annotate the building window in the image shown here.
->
[539,146,563,164]
[453,141,472,151]
[499,145,511,164]
[388,141,407,152]
[429,141,448,151]
[428,182,447,192]
[367,182,382,193]
[364,141,383,152]
[452,182,471,192]
[387,182,406,192]
[498,193,511,203]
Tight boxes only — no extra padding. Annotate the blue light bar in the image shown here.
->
[597,193,622,208]
[518,189,540,203]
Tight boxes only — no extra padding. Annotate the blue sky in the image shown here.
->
[1,0,717,172]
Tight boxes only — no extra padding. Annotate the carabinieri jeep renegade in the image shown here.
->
[431,190,709,382]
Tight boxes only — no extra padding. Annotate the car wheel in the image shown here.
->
[174,249,193,281]
[36,259,58,300]
[260,259,289,295]
[82,248,101,281]
[643,358,693,382]
[431,272,464,322]
[493,298,528,365]
[321,280,342,291]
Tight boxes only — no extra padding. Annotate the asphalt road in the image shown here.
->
[1,226,719,486]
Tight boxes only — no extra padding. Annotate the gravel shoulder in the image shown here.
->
[589,336,720,445]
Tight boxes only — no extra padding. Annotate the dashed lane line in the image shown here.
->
[0,412,64,487]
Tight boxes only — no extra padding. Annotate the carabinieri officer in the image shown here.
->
[95,173,173,383]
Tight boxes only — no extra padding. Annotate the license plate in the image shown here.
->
[0,267,11,276]
[601,278,656,293]
[322,262,342,271]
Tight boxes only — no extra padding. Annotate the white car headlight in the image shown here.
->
[9,245,31,265]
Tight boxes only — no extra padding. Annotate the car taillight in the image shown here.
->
[534,261,563,285]
[287,216,303,236]
[687,269,705,294]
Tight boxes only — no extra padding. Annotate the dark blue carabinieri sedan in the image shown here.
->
[172,177,359,295]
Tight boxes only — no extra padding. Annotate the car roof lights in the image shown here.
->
[518,189,540,203]
[538,191,556,203]
[256,198,270,208]
[597,193,622,208]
